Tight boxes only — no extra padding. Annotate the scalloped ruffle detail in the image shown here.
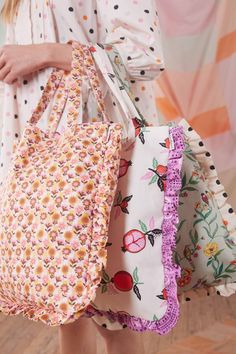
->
[85,125,185,334]
[0,123,122,327]
[178,119,236,301]
[65,124,123,324]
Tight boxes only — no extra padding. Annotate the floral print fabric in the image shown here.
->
[0,43,123,326]
[176,120,236,301]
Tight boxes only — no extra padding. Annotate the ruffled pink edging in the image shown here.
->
[85,125,185,334]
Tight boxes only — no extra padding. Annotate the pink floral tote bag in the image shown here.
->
[84,44,185,335]
[0,42,123,326]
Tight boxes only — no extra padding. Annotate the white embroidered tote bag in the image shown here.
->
[84,44,185,335]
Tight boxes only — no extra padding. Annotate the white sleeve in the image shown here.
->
[96,0,165,81]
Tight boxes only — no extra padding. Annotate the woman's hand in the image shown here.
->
[0,43,73,85]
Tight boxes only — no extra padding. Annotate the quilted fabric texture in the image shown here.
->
[0,42,122,326]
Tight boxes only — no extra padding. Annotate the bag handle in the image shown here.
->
[28,68,66,129]
[90,44,148,141]
[28,41,110,134]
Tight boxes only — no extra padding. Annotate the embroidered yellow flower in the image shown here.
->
[204,242,219,257]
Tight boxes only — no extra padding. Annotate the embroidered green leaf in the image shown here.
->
[133,266,139,283]
[189,230,195,245]
[152,158,158,169]
[139,220,148,233]
[102,269,110,283]
[212,224,219,237]
[207,259,213,266]
[183,186,198,192]
[218,274,232,279]
[214,249,224,257]
[225,239,233,250]
[176,234,181,244]
[177,219,186,232]
[204,209,212,220]
[194,230,199,244]
[195,209,205,219]
[218,263,224,275]
[225,268,236,273]
[181,173,187,188]
[189,176,199,185]
[193,219,204,227]
[101,284,108,293]
[209,213,218,225]
[153,314,159,321]
[203,226,212,239]
[212,261,218,273]
[117,191,122,204]
[225,263,236,272]
[174,251,181,265]
[149,174,158,185]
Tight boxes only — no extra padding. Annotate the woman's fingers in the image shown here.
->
[0,64,11,83]
[2,69,17,85]
[0,57,6,70]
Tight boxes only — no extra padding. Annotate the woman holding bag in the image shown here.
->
[0,1,165,354]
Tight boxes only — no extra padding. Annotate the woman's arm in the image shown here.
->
[97,0,165,81]
[0,43,72,85]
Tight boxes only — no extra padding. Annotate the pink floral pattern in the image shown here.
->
[0,42,122,326]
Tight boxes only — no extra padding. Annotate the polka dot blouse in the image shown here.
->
[0,0,165,183]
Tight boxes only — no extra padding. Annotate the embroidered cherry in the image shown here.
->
[119,159,132,178]
[156,165,167,176]
[162,288,168,300]
[122,229,146,253]
[147,160,167,192]
[111,271,133,292]
[157,288,168,300]
[165,138,170,149]
[160,137,170,149]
